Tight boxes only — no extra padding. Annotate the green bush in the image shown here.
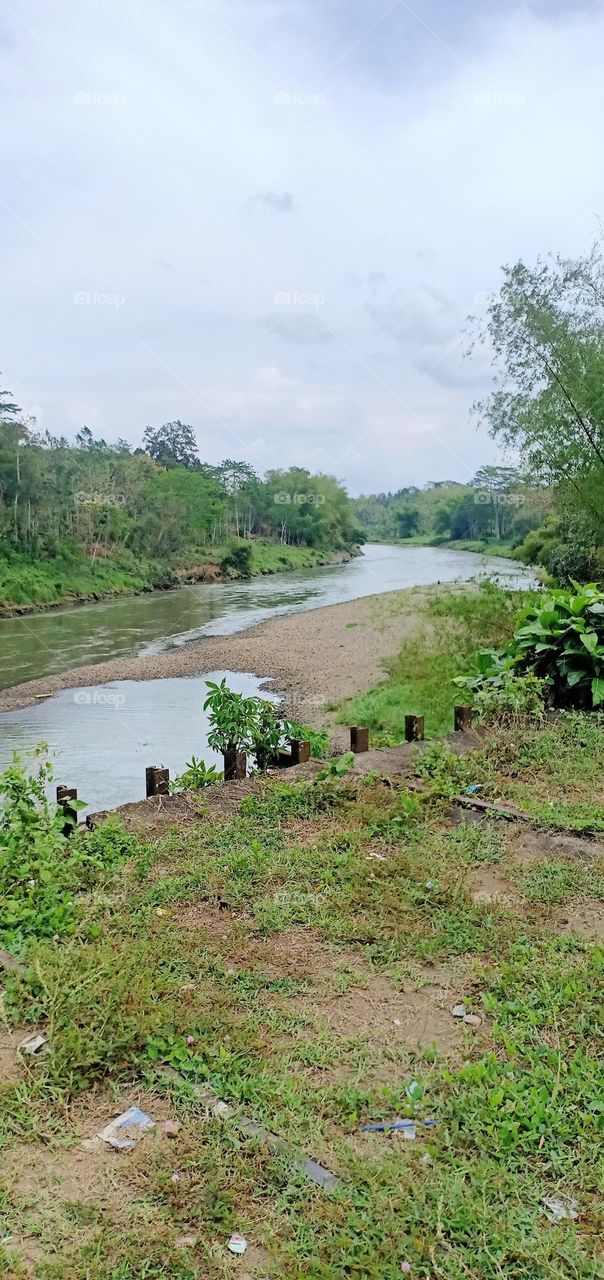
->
[456,583,604,709]
[0,753,138,950]
[220,540,253,576]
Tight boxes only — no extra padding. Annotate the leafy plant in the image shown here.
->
[455,669,545,725]
[0,751,134,949]
[284,720,329,759]
[316,751,355,780]
[203,678,259,754]
[251,699,284,771]
[456,583,604,709]
[171,756,222,792]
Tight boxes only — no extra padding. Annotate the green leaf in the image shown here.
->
[592,677,604,707]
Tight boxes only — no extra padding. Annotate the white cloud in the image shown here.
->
[1,0,603,492]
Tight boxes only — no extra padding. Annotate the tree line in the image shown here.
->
[0,405,361,564]
[355,466,548,550]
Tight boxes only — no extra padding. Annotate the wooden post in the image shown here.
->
[145,766,170,797]
[56,785,78,837]
[350,726,369,754]
[454,705,473,732]
[223,749,246,781]
[404,715,425,742]
[290,739,311,765]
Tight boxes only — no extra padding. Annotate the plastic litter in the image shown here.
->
[425,880,437,890]
[360,1117,438,1136]
[227,1233,248,1255]
[452,1003,466,1019]
[466,785,481,794]
[401,1264,412,1274]
[542,1195,579,1223]
[19,1032,47,1055]
[97,1107,155,1150]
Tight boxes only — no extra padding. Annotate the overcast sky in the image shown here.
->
[1,0,603,494]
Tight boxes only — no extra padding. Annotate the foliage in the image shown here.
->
[471,237,604,573]
[455,669,546,725]
[342,582,529,738]
[354,467,546,548]
[0,753,135,949]
[203,679,259,754]
[316,751,355,779]
[170,756,222,792]
[220,539,252,576]
[285,720,329,758]
[460,583,604,709]
[0,385,362,598]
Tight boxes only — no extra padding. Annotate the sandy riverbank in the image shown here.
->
[0,584,443,718]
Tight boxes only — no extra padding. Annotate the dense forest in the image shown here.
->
[0,402,362,609]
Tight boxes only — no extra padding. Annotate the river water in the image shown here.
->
[0,543,533,691]
[0,543,535,813]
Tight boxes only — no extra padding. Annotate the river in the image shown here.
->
[0,543,533,691]
[0,543,535,813]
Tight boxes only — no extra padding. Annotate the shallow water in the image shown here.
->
[0,543,534,691]
[0,672,273,815]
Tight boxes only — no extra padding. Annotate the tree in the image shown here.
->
[0,377,21,422]
[142,421,200,468]
[471,240,604,531]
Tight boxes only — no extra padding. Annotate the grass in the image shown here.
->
[0,714,603,1277]
[0,541,352,613]
[341,581,534,740]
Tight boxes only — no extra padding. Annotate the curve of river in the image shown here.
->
[0,544,536,813]
[0,543,534,692]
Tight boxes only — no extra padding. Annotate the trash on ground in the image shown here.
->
[466,785,481,794]
[97,1106,155,1150]
[227,1233,248,1255]
[400,1264,412,1274]
[463,1013,482,1027]
[19,1032,47,1055]
[425,880,437,890]
[542,1195,579,1223]
[171,1172,181,1184]
[360,1116,438,1136]
[421,1152,433,1165]
[162,1119,182,1139]
[452,1003,466,1019]
[393,1018,402,1026]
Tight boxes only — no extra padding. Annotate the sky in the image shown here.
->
[1,0,603,495]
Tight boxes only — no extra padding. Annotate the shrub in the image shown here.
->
[456,583,604,710]
[220,540,252,576]
[0,752,136,950]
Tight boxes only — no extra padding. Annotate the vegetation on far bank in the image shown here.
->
[0,408,362,610]
[0,540,353,614]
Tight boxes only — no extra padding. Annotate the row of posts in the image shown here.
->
[57,706,474,823]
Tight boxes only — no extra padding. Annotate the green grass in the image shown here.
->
[0,717,603,1278]
[342,581,533,740]
[0,540,353,613]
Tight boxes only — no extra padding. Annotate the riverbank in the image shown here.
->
[0,582,528,739]
[371,534,517,557]
[0,542,358,617]
[0,584,432,714]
